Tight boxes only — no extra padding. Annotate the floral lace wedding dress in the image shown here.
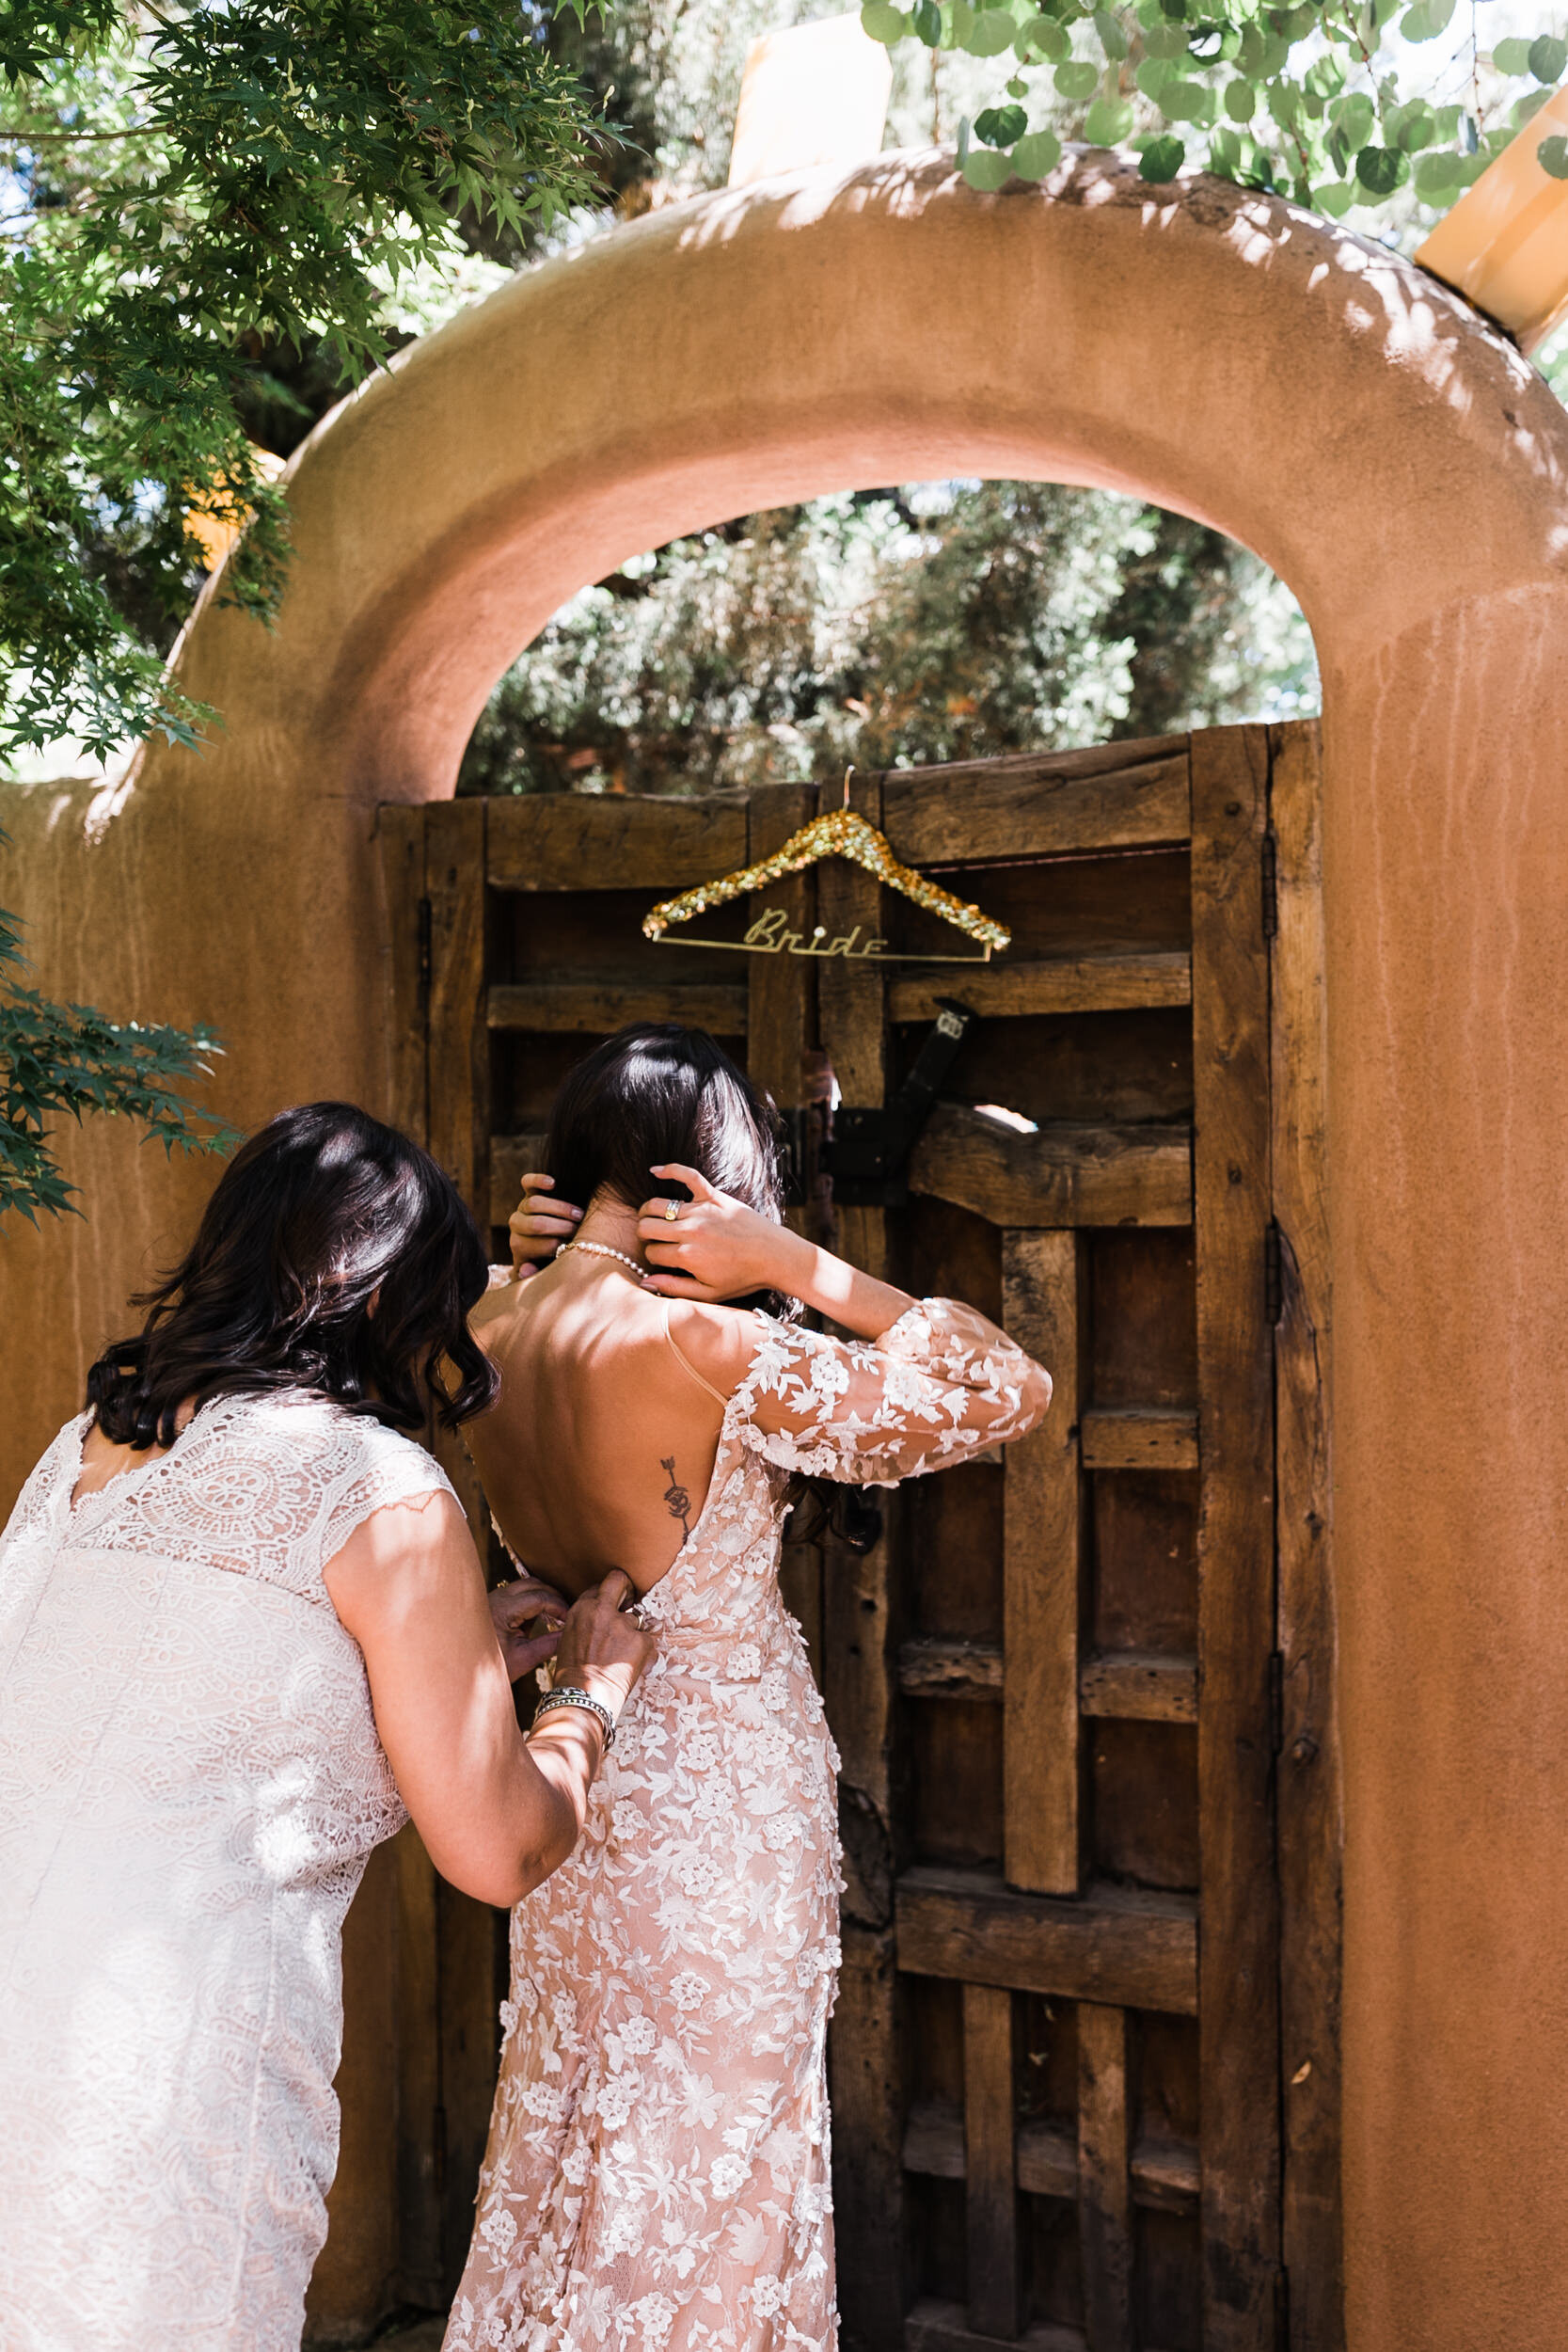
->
[0,1391,455,2352]
[446,1299,1048,2352]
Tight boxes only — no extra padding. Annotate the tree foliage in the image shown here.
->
[458,484,1315,798]
[862,0,1567,214]
[0,0,608,1216]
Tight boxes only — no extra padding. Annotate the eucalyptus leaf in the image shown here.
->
[1493,36,1534,73]
[913,0,944,45]
[975,100,1029,142]
[860,1,909,43]
[962,145,1015,186]
[1513,86,1554,127]
[1354,143,1407,194]
[1017,13,1072,58]
[1093,7,1130,56]
[1160,77,1215,122]
[1538,131,1568,176]
[1223,77,1257,120]
[1054,56,1101,96]
[1312,179,1355,215]
[1012,126,1065,174]
[1084,94,1134,140]
[1529,33,1567,82]
[1136,54,1175,93]
[1413,148,1461,194]
[964,8,1022,53]
[1138,131,1187,177]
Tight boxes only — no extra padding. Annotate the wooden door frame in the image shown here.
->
[373,720,1341,2345]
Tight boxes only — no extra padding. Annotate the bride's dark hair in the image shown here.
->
[87,1102,499,1450]
[545,1024,800,1320]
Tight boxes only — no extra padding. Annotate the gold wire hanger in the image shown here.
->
[641,769,1010,964]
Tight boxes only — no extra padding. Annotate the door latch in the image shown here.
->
[822,999,975,1208]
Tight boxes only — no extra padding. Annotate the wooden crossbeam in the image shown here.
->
[902,2100,1199,2214]
[963,1985,1022,2338]
[1078,1650,1198,1724]
[1077,2003,1133,2352]
[888,950,1190,1025]
[486,979,749,1035]
[486,791,748,892]
[880,743,1191,866]
[896,1867,1198,2016]
[911,1110,1192,1229]
[1079,1406,1198,1472]
[1002,1231,1085,1894]
[897,1637,1005,1700]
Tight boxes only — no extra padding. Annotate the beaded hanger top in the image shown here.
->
[641,770,1010,961]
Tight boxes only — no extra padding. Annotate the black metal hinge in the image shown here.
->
[1261,827,1279,942]
[416,894,434,1011]
[824,998,976,1207]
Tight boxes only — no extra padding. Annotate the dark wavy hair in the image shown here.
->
[545,1024,798,1320]
[87,1102,499,1450]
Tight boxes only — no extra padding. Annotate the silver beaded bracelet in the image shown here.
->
[531,1686,617,1751]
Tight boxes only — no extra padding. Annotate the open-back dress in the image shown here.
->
[445,1299,1047,2352]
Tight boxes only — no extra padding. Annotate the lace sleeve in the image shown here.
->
[724,1298,1051,1487]
[315,1427,461,1575]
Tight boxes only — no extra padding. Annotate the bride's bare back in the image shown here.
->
[467,1253,730,1598]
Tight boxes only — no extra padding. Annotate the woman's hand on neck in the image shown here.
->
[570,1190,654,1278]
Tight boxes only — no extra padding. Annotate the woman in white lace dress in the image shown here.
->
[448,1027,1053,2352]
[0,1103,652,2352]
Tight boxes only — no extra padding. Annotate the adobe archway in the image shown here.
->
[6,150,1568,2351]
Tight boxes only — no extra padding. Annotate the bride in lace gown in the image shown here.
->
[0,1104,651,2352]
[448,1027,1052,2352]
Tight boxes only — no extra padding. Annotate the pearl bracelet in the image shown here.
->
[531,1686,617,1752]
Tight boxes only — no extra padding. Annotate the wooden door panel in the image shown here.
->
[378,723,1338,2347]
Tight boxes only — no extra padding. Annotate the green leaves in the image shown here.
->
[1054,57,1101,99]
[1012,127,1065,174]
[1354,144,1407,195]
[1085,94,1135,142]
[861,3,909,44]
[974,102,1029,144]
[1539,132,1568,177]
[1139,132,1186,178]
[964,7,1023,53]
[1529,33,1568,84]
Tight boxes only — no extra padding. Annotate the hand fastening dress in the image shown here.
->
[445,1299,1047,2352]
[0,1391,456,2352]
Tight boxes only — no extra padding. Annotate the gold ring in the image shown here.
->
[664,1199,679,1222]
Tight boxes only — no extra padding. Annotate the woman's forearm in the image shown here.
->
[512,1712,607,1895]
[774,1229,914,1342]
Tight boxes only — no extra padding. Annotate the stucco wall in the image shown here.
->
[6,151,1568,2346]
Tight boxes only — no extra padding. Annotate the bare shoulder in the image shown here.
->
[664,1297,778,1399]
[468,1274,526,1343]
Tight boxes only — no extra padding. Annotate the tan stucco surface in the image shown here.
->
[6,150,1568,2344]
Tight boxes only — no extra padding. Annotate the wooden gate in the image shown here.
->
[376,723,1339,2352]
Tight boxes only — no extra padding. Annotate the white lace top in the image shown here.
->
[0,1390,455,2352]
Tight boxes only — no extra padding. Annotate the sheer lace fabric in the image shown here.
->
[447,1300,1046,2352]
[0,1391,455,2352]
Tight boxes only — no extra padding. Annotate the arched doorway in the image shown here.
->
[8,148,1568,2352]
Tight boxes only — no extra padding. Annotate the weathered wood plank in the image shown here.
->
[817,773,902,2352]
[392,1825,442,2308]
[425,799,489,1222]
[751,785,825,1686]
[436,1885,505,2293]
[1191,726,1281,2349]
[896,1866,1198,2016]
[831,1926,906,2352]
[490,1131,548,1227]
[880,744,1190,866]
[1079,1406,1198,1472]
[377,803,427,1142]
[887,950,1190,1026]
[911,1108,1192,1230]
[1078,1650,1198,1724]
[902,2102,1199,2213]
[486,790,748,892]
[486,978,748,1035]
[1002,1231,1085,1894]
[906,2300,1085,2352]
[1269,720,1344,2352]
[963,1984,1022,2337]
[1077,2003,1133,2352]
[897,1636,1005,1700]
